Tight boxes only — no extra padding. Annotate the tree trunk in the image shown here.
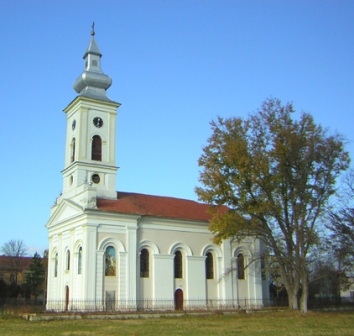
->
[300,274,309,313]
[287,288,299,310]
[281,266,300,310]
[300,289,308,313]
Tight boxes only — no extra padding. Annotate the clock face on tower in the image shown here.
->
[93,117,103,128]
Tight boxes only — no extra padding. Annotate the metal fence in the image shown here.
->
[45,298,266,312]
[1,297,353,313]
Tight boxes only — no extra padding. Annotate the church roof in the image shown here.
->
[84,34,102,58]
[73,25,115,103]
[97,192,222,222]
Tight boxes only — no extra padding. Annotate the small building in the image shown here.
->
[46,28,268,312]
[0,256,32,287]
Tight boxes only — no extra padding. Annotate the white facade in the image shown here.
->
[46,30,268,311]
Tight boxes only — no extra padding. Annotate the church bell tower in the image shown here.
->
[61,25,120,203]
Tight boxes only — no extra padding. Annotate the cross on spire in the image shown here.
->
[91,22,95,36]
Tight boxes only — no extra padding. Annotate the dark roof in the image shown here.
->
[97,192,221,222]
[0,256,32,271]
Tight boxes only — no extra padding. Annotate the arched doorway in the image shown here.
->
[65,286,69,311]
[174,289,183,311]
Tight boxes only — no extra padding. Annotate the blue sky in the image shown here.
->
[1,0,354,256]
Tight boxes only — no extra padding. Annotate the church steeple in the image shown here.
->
[73,23,114,102]
[59,25,120,204]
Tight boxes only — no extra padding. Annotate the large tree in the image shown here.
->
[24,252,46,301]
[328,170,354,291]
[329,209,354,282]
[1,239,27,257]
[196,98,349,312]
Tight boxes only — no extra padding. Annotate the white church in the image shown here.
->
[46,28,268,312]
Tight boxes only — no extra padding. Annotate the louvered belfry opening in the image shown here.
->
[92,135,102,161]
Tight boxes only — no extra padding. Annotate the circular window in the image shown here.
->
[92,174,100,184]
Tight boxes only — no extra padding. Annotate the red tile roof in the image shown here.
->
[96,192,218,222]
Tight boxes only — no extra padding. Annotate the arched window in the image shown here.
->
[71,138,76,162]
[66,250,71,271]
[237,253,245,280]
[206,252,214,279]
[78,246,82,275]
[140,248,149,278]
[91,135,102,161]
[54,252,58,277]
[105,246,116,276]
[174,251,183,279]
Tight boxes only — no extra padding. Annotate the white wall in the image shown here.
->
[47,204,267,310]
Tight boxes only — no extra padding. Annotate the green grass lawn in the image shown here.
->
[0,311,353,336]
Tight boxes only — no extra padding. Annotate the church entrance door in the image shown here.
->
[65,286,69,311]
[174,289,183,311]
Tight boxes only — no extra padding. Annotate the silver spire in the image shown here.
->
[73,25,113,102]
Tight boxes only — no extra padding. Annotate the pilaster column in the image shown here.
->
[153,254,174,302]
[221,239,234,302]
[96,250,104,304]
[127,226,137,301]
[186,256,206,302]
[84,226,97,300]
[118,251,128,301]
